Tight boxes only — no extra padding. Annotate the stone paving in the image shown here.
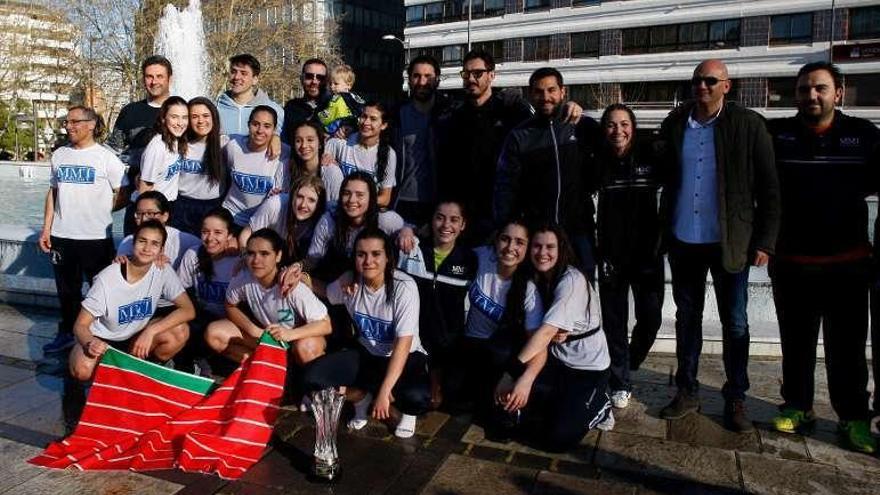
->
[0,302,878,494]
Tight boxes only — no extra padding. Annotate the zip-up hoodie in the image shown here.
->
[216,89,285,137]
[494,105,599,234]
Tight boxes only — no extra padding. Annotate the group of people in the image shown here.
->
[38,47,879,454]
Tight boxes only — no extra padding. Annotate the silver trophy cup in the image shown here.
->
[310,388,344,481]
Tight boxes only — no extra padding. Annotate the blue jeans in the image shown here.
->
[668,240,750,401]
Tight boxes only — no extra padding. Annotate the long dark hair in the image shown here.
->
[353,227,397,303]
[247,228,289,274]
[187,97,224,186]
[332,171,379,256]
[290,121,326,180]
[154,96,188,156]
[530,224,578,305]
[360,101,391,185]
[497,219,532,339]
[196,207,235,281]
[285,175,327,260]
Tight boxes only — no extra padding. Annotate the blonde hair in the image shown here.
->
[331,64,356,86]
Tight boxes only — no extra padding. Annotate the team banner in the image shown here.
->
[29,333,288,480]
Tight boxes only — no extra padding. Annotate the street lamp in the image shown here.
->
[382,34,411,63]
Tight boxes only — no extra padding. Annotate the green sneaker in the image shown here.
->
[772,408,815,434]
[839,420,877,454]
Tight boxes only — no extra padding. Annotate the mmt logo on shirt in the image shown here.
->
[197,279,228,304]
[179,158,204,175]
[164,157,184,180]
[339,162,358,177]
[353,312,395,343]
[118,297,154,324]
[469,284,504,323]
[232,171,273,195]
[56,165,96,184]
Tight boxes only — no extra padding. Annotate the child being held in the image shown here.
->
[317,64,365,136]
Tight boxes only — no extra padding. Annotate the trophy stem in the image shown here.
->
[310,388,345,482]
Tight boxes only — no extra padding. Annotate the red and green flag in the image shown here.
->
[29,332,288,479]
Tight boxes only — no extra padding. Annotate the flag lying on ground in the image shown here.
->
[29,332,288,479]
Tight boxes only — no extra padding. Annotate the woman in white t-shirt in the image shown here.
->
[458,219,544,438]
[205,228,330,367]
[241,174,326,262]
[69,220,195,381]
[117,191,202,271]
[175,207,239,374]
[137,96,188,208]
[498,224,613,451]
[221,106,290,229]
[323,102,397,207]
[170,97,228,235]
[289,121,344,208]
[303,228,429,439]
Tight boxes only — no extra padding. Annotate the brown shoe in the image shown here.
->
[724,400,755,433]
[659,391,701,419]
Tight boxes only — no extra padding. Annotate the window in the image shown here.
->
[567,84,600,109]
[621,81,690,108]
[572,0,600,6]
[415,46,444,63]
[524,0,551,12]
[844,74,880,106]
[849,6,880,41]
[770,13,813,45]
[472,40,505,63]
[523,36,551,62]
[444,0,464,22]
[425,3,444,24]
[767,77,797,107]
[472,0,505,19]
[406,5,424,27]
[622,19,740,55]
[570,32,599,58]
[442,45,464,66]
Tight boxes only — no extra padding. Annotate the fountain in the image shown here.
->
[153,0,209,100]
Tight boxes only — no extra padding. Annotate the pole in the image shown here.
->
[33,100,38,161]
[88,37,95,107]
[467,0,472,51]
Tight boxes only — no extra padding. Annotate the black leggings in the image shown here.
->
[302,347,431,416]
[50,237,115,336]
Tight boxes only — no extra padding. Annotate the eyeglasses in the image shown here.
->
[460,69,490,81]
[691,76,728,87]
[303,72,326,82]
[134,210,163,219]
[62,118,94,127]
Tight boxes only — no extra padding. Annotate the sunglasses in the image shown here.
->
[460,69,490,80]
[691,76,728,87]
[303,72,326,82]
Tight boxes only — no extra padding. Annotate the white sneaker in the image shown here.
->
[610,390,631,409]
[394,414,417,438]
[595,410,615,431]
[347,393,372,430]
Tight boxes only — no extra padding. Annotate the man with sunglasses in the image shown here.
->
[658,59,780,433]
[766,62,879,454]
[281,59,329,143]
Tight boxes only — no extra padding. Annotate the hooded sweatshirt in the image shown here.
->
[216,89,285,137]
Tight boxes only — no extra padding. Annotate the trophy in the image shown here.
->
[309,387,344,481]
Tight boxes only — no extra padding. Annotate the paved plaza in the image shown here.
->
[0,302,877,494]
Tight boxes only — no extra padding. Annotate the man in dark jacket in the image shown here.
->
[658,59,780,432]
[767,62,879,454]
[280,59,328,143]
[494,67,598,276]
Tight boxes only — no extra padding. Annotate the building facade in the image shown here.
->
[403,0,880,126]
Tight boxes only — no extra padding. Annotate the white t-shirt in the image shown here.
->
[325,134,397,191]
[49,143,125,240]
[117,226,201,271]
[176,248,238,318]
[465,246,543,340]
[307,210,403,261]
[140,134,184,201]
[326,270,425,357]
[177,140,224,200]
[225,269,328,328]
[319,164,345,208]
[221,135,290,226]
[544,267,610,371]
[82,263,186,341]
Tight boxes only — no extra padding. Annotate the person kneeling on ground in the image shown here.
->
[69,220,195,381]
